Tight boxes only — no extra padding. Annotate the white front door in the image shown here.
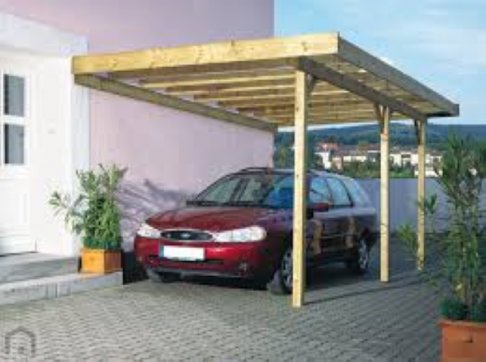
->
[0,69,33,255]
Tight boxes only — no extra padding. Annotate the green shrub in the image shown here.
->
[441,298,467,321]
[397,135,485,322]
[50,164,126,250]
[470,299,486,323]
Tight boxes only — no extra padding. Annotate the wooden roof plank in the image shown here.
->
[140,71,294,89]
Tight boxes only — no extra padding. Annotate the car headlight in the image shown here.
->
[213,226,266,243]
[137,223,161,239]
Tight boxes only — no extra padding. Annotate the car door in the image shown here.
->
[308,176,341,255]
[325,177,354,252]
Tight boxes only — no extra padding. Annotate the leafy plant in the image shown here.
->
[397,135,485,322]
[50,165,127,250]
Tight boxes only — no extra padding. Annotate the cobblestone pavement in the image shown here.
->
[0,242,441,361]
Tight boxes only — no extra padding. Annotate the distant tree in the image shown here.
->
[338,160,379,179]
[324,135,337,143]
[478,140,486,175]
[357,140,369,151]
[273,144,293,168]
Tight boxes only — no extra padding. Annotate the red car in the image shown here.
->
[134,168,377,294]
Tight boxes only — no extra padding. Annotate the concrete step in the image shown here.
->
[0,271,123,306]
[0,253,78,284]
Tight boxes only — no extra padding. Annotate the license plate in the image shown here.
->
[160,246,205,261]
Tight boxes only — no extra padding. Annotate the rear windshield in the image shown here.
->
[341,178,371,206]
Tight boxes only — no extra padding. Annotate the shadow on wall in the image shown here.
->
[117,179,194,251]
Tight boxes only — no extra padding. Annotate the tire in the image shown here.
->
[346,236,370,275]
[146,269,179,283]
[267,246,293,295]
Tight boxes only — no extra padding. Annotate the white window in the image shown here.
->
[1,73,27,167]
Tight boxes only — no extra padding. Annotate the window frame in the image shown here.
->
[0,69,30,175]
[326,177,353,208]
[308,176,332,205]
[342,178,371,207]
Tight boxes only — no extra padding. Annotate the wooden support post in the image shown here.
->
[292,70,311,308]
[415,119,427,270]
[375,104,391,283]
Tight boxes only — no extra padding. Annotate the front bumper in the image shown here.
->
[134,236,276,279]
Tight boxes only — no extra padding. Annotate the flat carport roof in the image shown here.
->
[72,32,459,307]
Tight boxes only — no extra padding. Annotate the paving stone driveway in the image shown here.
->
[0,242,441,361]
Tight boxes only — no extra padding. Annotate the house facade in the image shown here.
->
[0,0,274,257]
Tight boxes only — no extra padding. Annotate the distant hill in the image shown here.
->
[275,123,486,149]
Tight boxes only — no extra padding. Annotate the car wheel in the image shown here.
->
[146,269,179,283]
[346,237,370,275]
[267,246,292,295]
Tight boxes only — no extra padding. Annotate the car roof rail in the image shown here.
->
[238,167,273,172]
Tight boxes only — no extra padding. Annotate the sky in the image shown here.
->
[275,0,486,125]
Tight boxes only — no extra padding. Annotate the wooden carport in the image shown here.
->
[72,33,459,308]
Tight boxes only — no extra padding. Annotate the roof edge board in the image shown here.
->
[296,57,427,121]
[336,36,459,117]
[72,33,340,75]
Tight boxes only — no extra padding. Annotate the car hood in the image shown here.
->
[147,206,277,232]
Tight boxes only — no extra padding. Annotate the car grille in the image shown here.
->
[160,229,213,242]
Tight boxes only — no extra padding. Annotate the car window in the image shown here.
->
[239,176,269,202]
[264,175,294,208]
[309,177,332,204]
[194,172,289,207]
[327,178,352,207]
[342,178,371,206]
[198,176,241,203]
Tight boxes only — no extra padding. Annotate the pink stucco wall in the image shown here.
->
[0,0,275,247]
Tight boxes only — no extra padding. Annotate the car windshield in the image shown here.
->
[189,172,294,208]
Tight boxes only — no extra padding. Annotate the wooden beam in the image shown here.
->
[156,71,383,95]
[376,104,391,283]
[252,100,432,118]
[73,33,339,75]
[195,87,349,103]
[296,57,427,121]
[279,118,377,126]
[255,104,374,117]
[292,70,311,308]
[109,62,293,80]
[139,68,292,87]
[142,73,294,91]
[75,75,276,133]
[244,102,365,115]
[164,80,293,96]
[337,37,459,117]
[415,119,427,270]
[255,112,406,123]
[220,93,361,108]
[189,81,408,102]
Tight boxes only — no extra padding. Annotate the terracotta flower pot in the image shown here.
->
[81,248,122,274]
[440,319,486,362]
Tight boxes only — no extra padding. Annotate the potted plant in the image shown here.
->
[398,135,485,361]
[50,164,127,274]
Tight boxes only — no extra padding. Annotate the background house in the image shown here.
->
[0,0,275,257]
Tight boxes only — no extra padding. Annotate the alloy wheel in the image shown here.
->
[358,238,369,271]
[281,247,293,291]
